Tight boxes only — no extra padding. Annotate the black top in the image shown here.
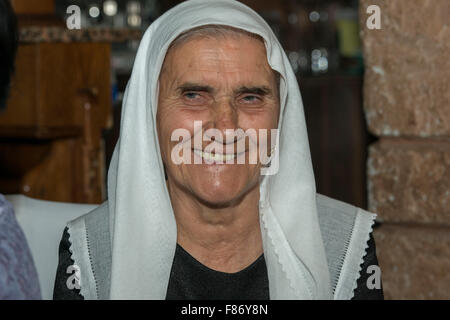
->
[166,244,269,299]
[53,228,383,300]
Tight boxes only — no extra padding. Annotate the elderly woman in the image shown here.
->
[54,0,382,300]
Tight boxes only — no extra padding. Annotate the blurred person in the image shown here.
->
[0,0,42,300]
[54,0,382,300]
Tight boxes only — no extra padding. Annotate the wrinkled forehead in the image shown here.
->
[161,25,273,75]
[149,2,283,78]
[158,25,281,98]
[168,24,265,51]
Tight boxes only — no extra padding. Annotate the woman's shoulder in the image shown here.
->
[53,227,84,300]
[67,200,109,227]
[315,193,383,299]
[352,232,384,299]
[54,201,111,300]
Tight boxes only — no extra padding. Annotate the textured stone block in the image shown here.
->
[360,0,450,136]
[374,224,450,299]
[368,138,450,224]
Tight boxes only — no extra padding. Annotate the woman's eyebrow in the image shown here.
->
[176,83,273,96]
[234,86,272,96]
[177,83,214,93]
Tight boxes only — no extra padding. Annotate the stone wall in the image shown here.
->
[360,0,449,299]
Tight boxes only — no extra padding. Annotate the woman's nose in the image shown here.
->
[206,99,239,143]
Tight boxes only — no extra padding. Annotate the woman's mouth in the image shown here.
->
[192,149,237,162]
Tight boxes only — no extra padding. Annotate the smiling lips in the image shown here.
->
[192,149,246,162]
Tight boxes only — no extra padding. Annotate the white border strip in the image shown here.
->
[334,209,376,300]
[67,217,98,300]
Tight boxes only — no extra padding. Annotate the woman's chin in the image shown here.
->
[187,177,255,208]
[193,185,243,208]
[170,163,260,208]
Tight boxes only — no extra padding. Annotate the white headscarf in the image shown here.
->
[107,0,332,299]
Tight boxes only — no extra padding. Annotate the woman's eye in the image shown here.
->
[240,95,261,103]
[182,92,209,106]
[184,92,200,99]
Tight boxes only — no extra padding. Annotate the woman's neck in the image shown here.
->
[167,180,263,273]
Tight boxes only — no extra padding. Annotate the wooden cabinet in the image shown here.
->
[0,42,112,204]
[11,0,55,15]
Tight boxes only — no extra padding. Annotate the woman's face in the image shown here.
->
[157,34,280,207]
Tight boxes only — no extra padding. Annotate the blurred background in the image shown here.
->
[1,0,448,299]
